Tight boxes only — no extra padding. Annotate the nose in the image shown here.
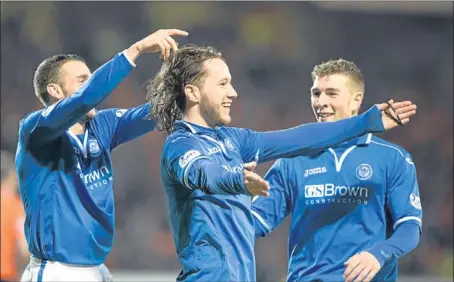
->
[228,87,238,99]
[316,92,328,107]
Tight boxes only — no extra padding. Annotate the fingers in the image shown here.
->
[244,170,270,196]
[376,100,413,111]
[157,40,166,59]
[352,264,371,282]
[363,268,379,282]
[166,29,189,36]
[394,104,417,115]
[344,254,361,281]
[243,161,257,171]
[165,35,179,52]
[398,110,416,120]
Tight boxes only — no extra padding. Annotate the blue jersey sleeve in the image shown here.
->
[162,135,249,195]
[228,105,384,163]
[20,52,134,147]
[251,159,293,237]
[386,150,423,231]
[96,103,155,150]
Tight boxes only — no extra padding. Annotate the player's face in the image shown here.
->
[198,58,238,126]
[310,74,362,122]
[58,60,96,119]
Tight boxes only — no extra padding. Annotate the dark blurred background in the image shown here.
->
[1,2,452,281]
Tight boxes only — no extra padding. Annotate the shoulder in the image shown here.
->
[18,110,44,136]
[162,130,199,158]
[368,135,413,164]
[95,108,129,120]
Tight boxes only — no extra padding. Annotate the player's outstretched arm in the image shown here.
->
[251,159,292,237]
[22,29,188,147]
[163,135,268,196]
[230,100,417,163]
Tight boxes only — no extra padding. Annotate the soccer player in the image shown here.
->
[251,59,422,282]
[15,28,188,281]
[1,150,28,282]
[146,45,417,282]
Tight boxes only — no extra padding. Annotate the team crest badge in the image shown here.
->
[409,193,422,210]
[116,109,127,117]
[88,139,101,157]
[224,138,236,151]
[356,164,373,180]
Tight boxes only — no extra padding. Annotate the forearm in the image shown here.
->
[258,105,384,163]
[185,159,249,195]
[366,221,421,266]
[111,103,156,148]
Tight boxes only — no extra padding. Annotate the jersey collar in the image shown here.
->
[174,120,218,135]
[356,133,373,146]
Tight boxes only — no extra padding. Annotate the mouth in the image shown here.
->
[317,112,334,119]
[222,103,232,109]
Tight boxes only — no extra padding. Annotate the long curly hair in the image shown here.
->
[145,44,224,134]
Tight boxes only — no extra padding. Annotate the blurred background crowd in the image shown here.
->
[1,2,452,281]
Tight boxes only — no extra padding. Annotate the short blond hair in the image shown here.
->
[311,59,365,92]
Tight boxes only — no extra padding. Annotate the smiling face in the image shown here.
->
[310,59,365,123]
[186,58,238,127]
[311,74,363,122]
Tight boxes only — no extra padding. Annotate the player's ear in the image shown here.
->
[47,83,65,100]
[184,84,200,103]
[351,91,363,115]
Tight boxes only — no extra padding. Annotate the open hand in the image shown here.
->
[377,99,417,130]
[136,29,189,60]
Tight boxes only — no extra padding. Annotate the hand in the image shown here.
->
[132,29,189,60]
[376,99,417,130]
[343,252,381,282]
[243,161,257,172]
[243,161,269,197]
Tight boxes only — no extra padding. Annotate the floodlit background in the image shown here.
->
[1,2,453,281]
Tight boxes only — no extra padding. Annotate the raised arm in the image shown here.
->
[22,52,135,147]
[97,103,156,150]
[229,102,416,163]
[21,29,188,147]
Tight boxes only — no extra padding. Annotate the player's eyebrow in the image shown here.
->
[310,87,340,93]
[76,74,89,80]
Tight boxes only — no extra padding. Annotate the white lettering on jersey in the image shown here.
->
[304,166,327,177]
[79,166,113,190]
[304,183,369,205]
[207,147,221,155]
[221,164,244,174]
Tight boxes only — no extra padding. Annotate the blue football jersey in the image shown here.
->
[252,133,423,282]
[159,106,390,282]
[15,52,155,265]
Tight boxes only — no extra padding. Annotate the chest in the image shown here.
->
[196,133,243,168]
[293,146,388,208]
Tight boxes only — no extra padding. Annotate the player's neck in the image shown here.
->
[69,122,86,135]
[183,112,215,129]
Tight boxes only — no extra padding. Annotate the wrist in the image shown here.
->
[364,105,385,133]
[365,244,388,267]
[124,42,142,63]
